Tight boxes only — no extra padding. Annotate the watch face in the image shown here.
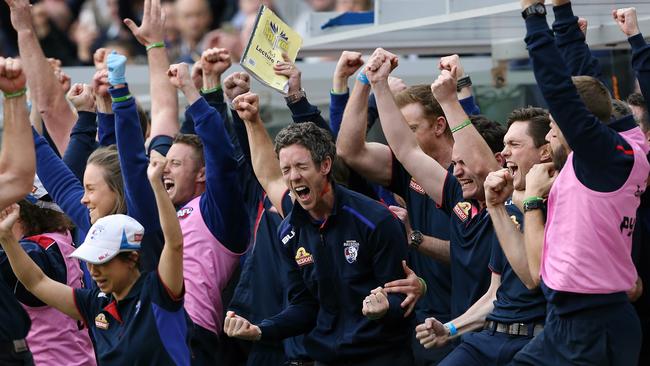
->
[535,3,546,14]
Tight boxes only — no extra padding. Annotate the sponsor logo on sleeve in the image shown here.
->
[453,202,472,222]
[281,229,295,245]
[95,313,109,330]
[409,178,426,195]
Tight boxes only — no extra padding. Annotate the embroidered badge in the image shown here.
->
[409,178,426,195]
[295,247,314,266]
[177,207,193,219]
[343,240,360,264]
[453,202,472,222]
[95,313,109,330]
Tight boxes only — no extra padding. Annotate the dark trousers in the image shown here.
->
[412,329,456,366]
[314,347,414,366]
[190,323,248,366]
[511,301,641,366]
[0,343,34,366]
[438,329,533,366]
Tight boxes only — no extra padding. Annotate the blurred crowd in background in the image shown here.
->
[0,0,374,66]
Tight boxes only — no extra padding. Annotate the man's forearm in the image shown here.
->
[18,29,75,153]
[488,204,536,288]
[148,47,179,139]
[337,80,371,158]
[0,96,35,206]
[448,275,499,338]
[524,209,545,288]
[418,235,450,264]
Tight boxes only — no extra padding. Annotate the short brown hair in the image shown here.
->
[274,122,336,177]
[611,99,632,120]
[506,106,551,148]
[173,133,205,168]
[571,76,612,123]
[395,85,450,137]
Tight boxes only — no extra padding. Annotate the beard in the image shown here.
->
[551,145,568,172]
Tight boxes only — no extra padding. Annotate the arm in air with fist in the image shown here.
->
[614,7,650,107]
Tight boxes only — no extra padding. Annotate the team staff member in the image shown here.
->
[368,48,510,323]
[414,107,552,364]
[0,56,39,365]
[225,94,414,365]
[227,60,331,365]
[0,191,96,366]
[511,1,650,364]
[0,152,190,365]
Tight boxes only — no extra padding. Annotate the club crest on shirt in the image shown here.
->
[95,313,109,330]
[295,247,314,267]
[453,202,472,222]
[343,240,360,264]
[409,178,426,195]
[177,207,193,219]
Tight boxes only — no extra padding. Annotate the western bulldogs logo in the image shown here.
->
[344,240,360,264]
[177,207,193,219]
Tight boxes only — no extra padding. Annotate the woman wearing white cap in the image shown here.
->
[0,152,189,366]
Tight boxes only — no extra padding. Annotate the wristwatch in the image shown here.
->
[284,88,306,104]
[409,230,423,249]
[521,3,546,20]
[523,198,546,212]
[456,75,472,92]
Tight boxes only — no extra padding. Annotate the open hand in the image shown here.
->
[383,260,423,317]
[124,0,165,46]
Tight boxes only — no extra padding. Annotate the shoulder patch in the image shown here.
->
[177,207,193,219]
[24,235,56,250]
[453,202,472,222]
[409,178,426,195]
[295,247,314,267]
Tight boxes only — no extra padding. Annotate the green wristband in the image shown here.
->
[3,88,27,99]
[201,85,222,94]
[450,119,472,134]
[111,94,132,103]
[523,196,544,205]
[417,277,428,296]
[146,42,165,51]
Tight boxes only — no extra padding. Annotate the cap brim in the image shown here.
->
[70,243,119,265]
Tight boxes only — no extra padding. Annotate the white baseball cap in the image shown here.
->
[70,214,144,265]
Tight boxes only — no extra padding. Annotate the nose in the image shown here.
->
[501,145,511,157]
[453,163,463,178]
[288,168,301,182]
[87,263,98,276]
[80,190,90,205]
[545,129,553,142]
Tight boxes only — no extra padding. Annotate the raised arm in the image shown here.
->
[416,273,500,348]
[337,51,394,187]
[330,51,364,137]
[92,50,117,146]
[484,169,536,288]
[168,62,250,252]
[232,92,289,216]
[615,8,650,105]
[108,51,161,231]
[5,0,76,154]
[63,83,98,181]
[0,204,81,321]
[552,1,604,81]
[149,151,184,298]
[366,50,448,204]
[125,0,179,142]
[432,67,502,181]
[0,57,35,207]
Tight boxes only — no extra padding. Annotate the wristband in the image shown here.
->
[356,72,370,85]
[111,94,132,103]
[3,88,27,99]
[417,277,427,296]
[522,196,544,205]
[444,322,458,336]
[201,85,222,94]
[450,119,471,134]
[146,42,165,51]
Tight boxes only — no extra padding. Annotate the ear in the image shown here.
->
[319,156,333,176]
[129,252,140,269]
[195,166,206,184]
[433,116,448,137]
[494,152,505,168]
[539,143,552,163]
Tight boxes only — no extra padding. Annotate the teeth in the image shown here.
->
[295,186,308,192]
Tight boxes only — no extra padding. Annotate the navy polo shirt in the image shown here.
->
[441,174,502,318]
[487,205,546,324]
[260,184,412,364]
[74,271,191,365]
[388,155,452,323]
